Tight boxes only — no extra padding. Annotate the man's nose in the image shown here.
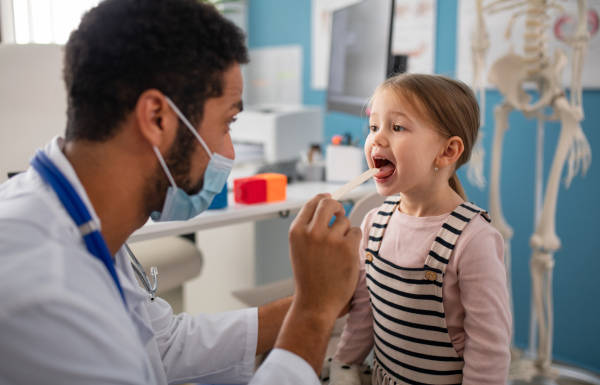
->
[222,134,235,160]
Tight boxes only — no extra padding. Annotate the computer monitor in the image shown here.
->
[326,0,395,116]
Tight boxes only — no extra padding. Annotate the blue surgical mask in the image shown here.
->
[150,97,234,222]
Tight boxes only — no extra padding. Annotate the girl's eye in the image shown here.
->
[370,125,379,132]
[393,125,406,132]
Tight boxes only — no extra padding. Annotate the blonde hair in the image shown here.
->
[370,73,480,200]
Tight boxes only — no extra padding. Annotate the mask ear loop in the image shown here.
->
[153,146,177,190]
[164,96,214,160]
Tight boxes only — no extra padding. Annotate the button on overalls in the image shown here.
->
[365,195,491,385]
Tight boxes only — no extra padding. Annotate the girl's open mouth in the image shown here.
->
[373,157,396,180]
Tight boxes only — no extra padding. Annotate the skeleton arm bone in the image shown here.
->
[471,0,490,127]
[489,101,515,240]
[566,0,589,112]
[485,0,527,15]
[466,0,491,188]
[570,42,588,113]
[484,0,523,13]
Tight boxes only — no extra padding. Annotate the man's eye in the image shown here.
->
[227,116,238,130]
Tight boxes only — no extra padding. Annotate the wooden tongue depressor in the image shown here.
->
[330,168,379,200]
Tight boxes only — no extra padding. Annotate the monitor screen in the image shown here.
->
[326,0,395,116]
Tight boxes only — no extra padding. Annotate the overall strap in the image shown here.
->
[366,195,401,255]
[425,202,491,273]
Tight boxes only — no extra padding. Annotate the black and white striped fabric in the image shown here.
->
[365,195,490,385]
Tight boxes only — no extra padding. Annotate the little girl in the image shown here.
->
[328,74,511,384]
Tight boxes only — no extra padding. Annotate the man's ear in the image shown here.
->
[135,89,179,149]
[437,136,464,169]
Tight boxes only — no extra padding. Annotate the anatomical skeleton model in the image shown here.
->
[470,0,592,382]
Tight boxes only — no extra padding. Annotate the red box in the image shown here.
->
[234,177,267,204]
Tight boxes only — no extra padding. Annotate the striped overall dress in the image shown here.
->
[365,195,491,385]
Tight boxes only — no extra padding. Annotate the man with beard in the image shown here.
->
[0,1,360,384]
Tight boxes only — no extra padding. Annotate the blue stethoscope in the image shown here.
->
[30,150,159,307]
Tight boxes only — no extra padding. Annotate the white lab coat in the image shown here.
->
[0,137,319,385]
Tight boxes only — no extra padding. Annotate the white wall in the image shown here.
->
[0,44,66,182]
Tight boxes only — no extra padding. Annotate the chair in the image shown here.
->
[128,237,203,314]
[347,190,386,227]
[231,190,386,357]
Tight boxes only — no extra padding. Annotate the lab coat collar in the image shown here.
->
[44,136,155,346]
[42,136,102,229]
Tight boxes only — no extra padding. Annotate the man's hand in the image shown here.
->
[289,193,361,318]
[275,193,361,375]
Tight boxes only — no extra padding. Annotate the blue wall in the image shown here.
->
[248,0,600,373]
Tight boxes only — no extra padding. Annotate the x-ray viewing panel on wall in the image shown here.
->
[456,0,600,89]
[312,0,436,91]
[326,0,394,115]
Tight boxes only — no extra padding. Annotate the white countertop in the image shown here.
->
[128,181,377,243]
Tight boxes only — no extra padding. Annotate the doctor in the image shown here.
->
[0,0,361,384]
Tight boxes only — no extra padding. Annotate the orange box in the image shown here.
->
[255,173,287,202]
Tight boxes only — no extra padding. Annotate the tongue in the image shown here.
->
[376,163,395,179]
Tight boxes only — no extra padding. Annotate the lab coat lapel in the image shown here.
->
[115,248,155,346]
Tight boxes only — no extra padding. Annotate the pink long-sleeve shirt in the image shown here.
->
[334,206,512,384]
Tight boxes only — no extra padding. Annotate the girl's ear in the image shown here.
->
[437,136,464,169]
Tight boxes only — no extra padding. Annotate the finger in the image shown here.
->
[346,227,362,250]
[338,300,352,317]
[310,198,346,231]
[329,214,351,236]
[295,193,331,227]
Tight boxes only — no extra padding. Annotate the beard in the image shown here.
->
[143,122,204,217]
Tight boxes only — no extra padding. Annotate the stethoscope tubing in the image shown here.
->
[30,150,128,307]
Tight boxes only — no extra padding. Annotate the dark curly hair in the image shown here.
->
[63,0,249,142]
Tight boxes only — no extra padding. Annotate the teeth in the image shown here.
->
[373,156,391,163]
[373,156,395,169]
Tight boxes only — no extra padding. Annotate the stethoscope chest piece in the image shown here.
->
[125,244,158,302]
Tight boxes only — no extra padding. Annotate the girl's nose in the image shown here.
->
[371,130,387,147]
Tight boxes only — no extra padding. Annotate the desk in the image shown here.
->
[129,181,377,243]
[129,181,377,314]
